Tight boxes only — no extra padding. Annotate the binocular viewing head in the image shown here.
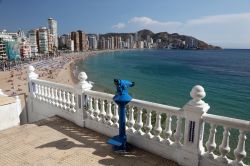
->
[114,79,135,88]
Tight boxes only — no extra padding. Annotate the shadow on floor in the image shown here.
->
[35,116,178,166]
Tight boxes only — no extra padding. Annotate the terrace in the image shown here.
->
[0,65,250,166]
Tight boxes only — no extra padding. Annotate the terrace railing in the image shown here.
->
[27,65,250,166]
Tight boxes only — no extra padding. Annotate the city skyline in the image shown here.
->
[0,0,250,48]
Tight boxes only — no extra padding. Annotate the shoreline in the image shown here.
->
[0,49,127,97]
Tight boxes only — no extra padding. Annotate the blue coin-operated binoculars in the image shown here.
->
[107,79,135,151]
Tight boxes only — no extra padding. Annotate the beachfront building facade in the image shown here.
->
[20,39,31,59]
[71,31,80,52]
[27,29,38,57]
[70,31,89,52]
[48,18,58,48]
[88,35,97,50]
[38,27,49,54]
[78,30,89,51]
[0,38,7,64]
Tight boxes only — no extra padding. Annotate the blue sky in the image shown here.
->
[0,0,250,48]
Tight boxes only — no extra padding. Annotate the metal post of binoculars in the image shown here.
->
[107,79,135,151]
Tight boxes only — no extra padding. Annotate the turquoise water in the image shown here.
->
[79,49,250,120]
[77,49,250,163]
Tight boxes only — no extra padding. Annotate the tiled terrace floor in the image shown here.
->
[0,116,178,166]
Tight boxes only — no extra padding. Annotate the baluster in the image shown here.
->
[51,87,55,105]
[106,101,113,125]
[127,106,135,133]
[163,114,172,145]
[47,86,51,104]
[144,110,154,139]
[217,127,230,164]
[71,93,76,112]
[38,84,41,100]
[94,98,100,121]
[35,84,39,99]
[99,99,106,123]
[40,85,44,101]
[174,116,182,146]
[88,97,94,119]
[58,89,63,108]
[112,104,119,128]
[205,124,217,159]
[55,88,59,107]
[154,111,163,141]
[31,82,37,98]
[62,91,67,110]
[135,107,144,135]
[232,130,247,166]
[66,92,71,110]
[44,86,48,102]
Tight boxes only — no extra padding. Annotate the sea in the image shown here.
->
[76,49,250,162]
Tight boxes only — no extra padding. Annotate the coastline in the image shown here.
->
[0,49,126,97]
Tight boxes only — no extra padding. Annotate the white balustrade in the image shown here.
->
[30,79,75,112]
[27,66,250,166]
[203,114,250,165]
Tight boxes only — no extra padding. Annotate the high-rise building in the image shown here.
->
[48,33,54,53]
[48,18,58,47]
[27,29,38,56]
[88,35,97,50]
[0,38,7,63]
[38,27,49,54]
[71,32,80,52]
[78,30,88,51]
[20,39,31,59]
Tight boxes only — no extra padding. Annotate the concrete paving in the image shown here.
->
[0,116,178,166]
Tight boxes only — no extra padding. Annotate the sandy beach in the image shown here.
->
[0,51,105,96]
[0,51,101,113]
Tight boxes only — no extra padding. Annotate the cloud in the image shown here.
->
[186,13,250,26]
[112,22,126,29]
[128,17,182,32]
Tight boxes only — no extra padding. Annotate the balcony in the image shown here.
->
[0,116,177,165]
[1,65,250,166]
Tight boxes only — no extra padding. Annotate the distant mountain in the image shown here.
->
[137,29,221,49]
[99,29,221,50]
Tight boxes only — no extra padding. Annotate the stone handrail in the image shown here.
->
[31,79,73,92]
[130,98,181,115]
[203,114,250,131]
